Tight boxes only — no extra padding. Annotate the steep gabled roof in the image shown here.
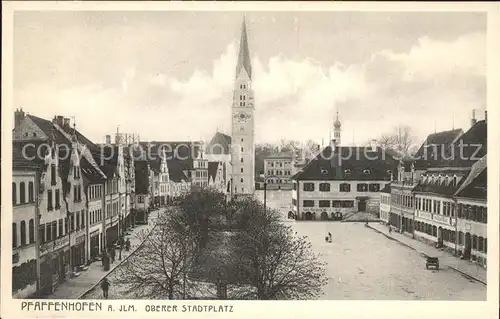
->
[206,132,232,155]
[455,155,487,200]
[208,161,220,181]
[292,145,398,181]
[27,115,56,137]
[414,128,463,170]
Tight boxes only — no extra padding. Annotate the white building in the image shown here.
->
[263,152,294,190]
[291,140,398,221]
[231,18,255,196]
[12,166,38,298]
[379,184,391,224]
[454,155,487,268]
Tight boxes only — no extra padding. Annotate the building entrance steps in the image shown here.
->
[46,210,160,299]
[367,223,486,285]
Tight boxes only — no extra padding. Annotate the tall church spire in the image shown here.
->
[236,16,252,80]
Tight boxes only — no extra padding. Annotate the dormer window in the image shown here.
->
[363,169,371,175]
[345,169,351,175]
[320,168,328,175]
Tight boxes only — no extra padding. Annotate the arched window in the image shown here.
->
[19,182,26,204]
[20,221,26,246]
[28,182,34,202]
[12,182,17,205]
[12,223,17,248]
[29,219,35,243]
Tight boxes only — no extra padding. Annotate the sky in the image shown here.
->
[13,11,486,146]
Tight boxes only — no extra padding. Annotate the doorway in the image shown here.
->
[305,212,313,220]
[358,201,367,212]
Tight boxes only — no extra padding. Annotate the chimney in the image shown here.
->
[105,135,111,144]
[63,117,70,128]
[370,139,377,152]
[471,109,477,127]
[485,110,487,123]
[14,108,25,129]
[52,115,64,127]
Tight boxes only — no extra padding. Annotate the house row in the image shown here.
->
[11,109,227,298]
[380,111,487,268]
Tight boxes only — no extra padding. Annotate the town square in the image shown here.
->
[9,9,488,302]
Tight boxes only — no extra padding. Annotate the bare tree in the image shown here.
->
[379,125,416,157]
[114,211,197,299]
[232,199,329,300]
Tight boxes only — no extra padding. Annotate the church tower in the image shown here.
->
[333,109,341,146]
[231,17,255,196]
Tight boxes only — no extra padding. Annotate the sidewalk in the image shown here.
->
[47,210,160,299]
[367,223,487,285]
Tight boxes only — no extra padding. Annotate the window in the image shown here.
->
[47,190,53,211]
[241,138,243,142]
[20,221,26,246]
[369,183,380,192]
[64,218,69,235]
[293,183,297,191]
[81,210,85,229]
[357,183,368,192]
[342,201,354,208]
[241,147,244,152]
[319,183,330,192]
[12,223,18,247]
[28,182,34,202]
[319,200,330,208]
[241,168,244,173]
[55,190,60,209]
[241,158,243,163]
[39,225,45,244]
[241,178,244,183]
[51,221,57,240]
[59,219,63,238]
[12,183,17,204]
[46,223,52,242]
[51,164,56,185]
[20,182,26,203]
[303,183,315,192]
[76,211,80,229]
[303,200,314,207]
[71,214,75,231]
[339,183,350,192]
[29,219,35,244]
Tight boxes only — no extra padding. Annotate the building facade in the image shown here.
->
[231,18,255,196]
[263,152,294,190]
[379,184,391,223]
[292,141,397,221]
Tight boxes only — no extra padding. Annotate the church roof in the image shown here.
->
[236,18,252,79]
[206,132,232,155]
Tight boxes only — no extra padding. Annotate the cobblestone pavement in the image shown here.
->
[258,190,485,300]
[47,210,160,299]
[292,221,485,300]
[367,223,486,284]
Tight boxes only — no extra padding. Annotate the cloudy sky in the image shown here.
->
[14,11,486,146]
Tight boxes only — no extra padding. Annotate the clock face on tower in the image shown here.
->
[234,112,252,122]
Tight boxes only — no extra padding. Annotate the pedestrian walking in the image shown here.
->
[100,278,111,299]
[125,238,131,251]
[388,225,392,234]
[109,248,116,263]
